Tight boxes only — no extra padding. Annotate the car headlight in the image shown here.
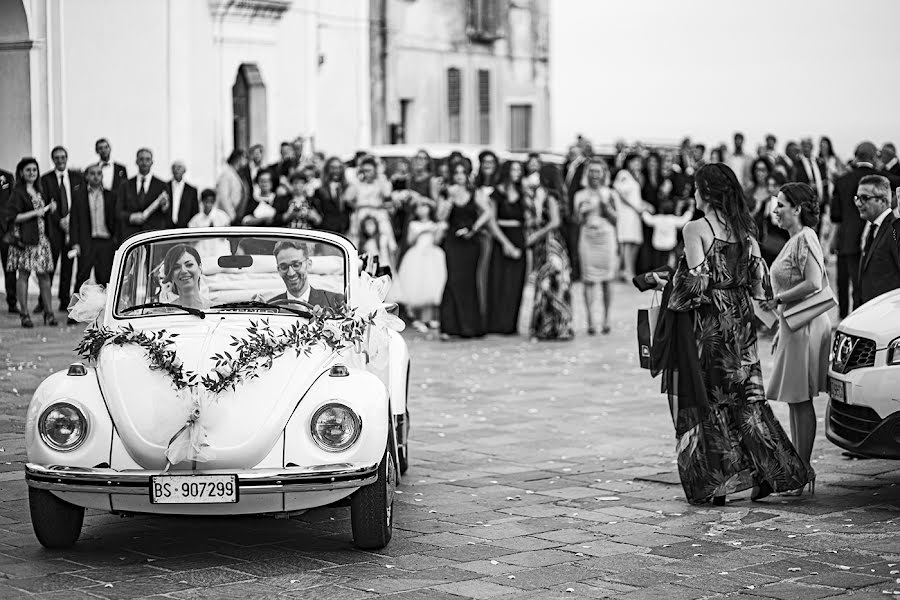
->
[310,403,361,452]
[39,402,88,451]
[888,337,900,365]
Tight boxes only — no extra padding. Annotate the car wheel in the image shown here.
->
[397,409,410,476]
[350,428,397,550]
[28,488,84,549]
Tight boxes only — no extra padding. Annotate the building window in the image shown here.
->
[468,0,503,42]
[447,68,462,144]
[509,104,532,150]
[232,63,268,152]
[477,70,491,145]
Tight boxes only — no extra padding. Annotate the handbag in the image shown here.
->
[637,292,661,370]
[1,225,24,249]
[782,254,836,332]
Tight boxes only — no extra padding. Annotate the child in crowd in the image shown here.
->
[276,172,323,229]
[640,198,694,268]
[394,198,447,332]
[188,189,232,258]
[359,214,397,277]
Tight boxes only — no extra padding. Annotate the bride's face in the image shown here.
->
[172,252,200,295]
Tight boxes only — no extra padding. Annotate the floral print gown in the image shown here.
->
[667,237,809,504]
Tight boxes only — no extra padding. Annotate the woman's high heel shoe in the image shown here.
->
[20,314,33,328]
[43,311,57,326]
[782,469,816,497]
[751,480,773,502]
[712,495,726,506]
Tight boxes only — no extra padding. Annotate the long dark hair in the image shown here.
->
[474,150,501,188]
[497,160,525,201]
[695,163,757,250]
[162,244,202,295]
[14,157,44,196]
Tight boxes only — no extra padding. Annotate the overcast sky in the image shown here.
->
[550,0,900,157]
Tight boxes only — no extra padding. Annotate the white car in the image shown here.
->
[24,228,411,549]
[827,289,900,459]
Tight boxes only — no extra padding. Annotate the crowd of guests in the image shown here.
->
[2,133,899,340]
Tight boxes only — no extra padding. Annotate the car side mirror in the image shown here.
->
[381,302,399,316]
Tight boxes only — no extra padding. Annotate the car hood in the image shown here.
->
[839,289,900,347]
[97,320,336,470]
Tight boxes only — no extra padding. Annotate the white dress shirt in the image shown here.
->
[55,169,72,205]
[100,161,114,190]
[136,174,150,195]
[170,179,184,222]
[800,156,824,200]
[286,285,311,304]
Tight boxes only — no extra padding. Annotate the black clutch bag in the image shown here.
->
[632,265,674,292]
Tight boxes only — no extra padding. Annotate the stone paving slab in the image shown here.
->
[0,281,899,598]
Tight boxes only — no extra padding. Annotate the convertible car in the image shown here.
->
[24,228,410,549]
[827,288,900,459]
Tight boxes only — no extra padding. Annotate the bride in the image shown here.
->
[161,244,210,310]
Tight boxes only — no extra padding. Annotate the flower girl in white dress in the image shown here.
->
[395,198,447,332]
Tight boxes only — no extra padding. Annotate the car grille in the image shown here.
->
[829,400,882,444]
[832,333,877,374]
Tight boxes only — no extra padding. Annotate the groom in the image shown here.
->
[269,240,345,309]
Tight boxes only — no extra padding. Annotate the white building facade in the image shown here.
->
[0,0,372,187]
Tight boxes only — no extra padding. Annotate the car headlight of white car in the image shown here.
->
[38,402,88,451]
[887,336,900,366]
[310,403,362,452]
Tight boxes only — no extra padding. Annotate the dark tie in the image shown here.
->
[863,223,877,262]
[58,175,68,215]
[138,177,146,203]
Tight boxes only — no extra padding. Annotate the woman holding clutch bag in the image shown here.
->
[760,183,830,495]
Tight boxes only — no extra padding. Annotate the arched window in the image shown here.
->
[232,63,268,152]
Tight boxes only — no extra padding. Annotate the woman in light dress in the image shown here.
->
[346,156,396,261]
[395,198,447,332]
[574,159,618,334]
[760,183,830,496]
[613,154,646,280]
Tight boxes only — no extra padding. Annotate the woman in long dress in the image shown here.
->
[525,174,573,340]
[474,151,502,317]
[652,163,809,505]
[486,161,527,335]
[574,159,618,335]
[439,163,492,339]
[613,154,646,280]
[761,183,829,496]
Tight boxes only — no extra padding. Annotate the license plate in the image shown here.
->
[829,377,846,403]
[150,475,238,504]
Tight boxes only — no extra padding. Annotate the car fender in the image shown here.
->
[25,368,113,468]
[388,329,410,416]
[283,367,389,468]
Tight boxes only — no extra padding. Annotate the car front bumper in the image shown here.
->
[25,462,379,495]
[825,400,900,459]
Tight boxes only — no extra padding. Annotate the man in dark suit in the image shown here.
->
[881,143,900,176]
[268,240,345,309]
[70,164,117,318]
[166,160,199,228]
[39,146,83,312]
[238,144,267,192]
[0,168,17,312]
[268,142,297,191]
[117,148,171,241]
[313,158,351,234]
[855,174,900,306]
[830,142,900,316]
[793,138,829,209]
[95,138,128,192]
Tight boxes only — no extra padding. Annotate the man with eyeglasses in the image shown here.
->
[268,240,345,309]
[830,142,900,317]
[854,175,900,307]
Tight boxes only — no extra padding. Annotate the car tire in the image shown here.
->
[350,427,397,550]
[397,409,410,475]
[28,488,84,549]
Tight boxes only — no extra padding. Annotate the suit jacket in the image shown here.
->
[268,287,346,310]
[313,181,351,233]
[166,180,199,228]
[858,212,900,305]
[7,188,51,246]
[0,169,13,236]
[831,166,900,256]
[104,162,129,192]
[885,158,900,177]
[117,174,171,240]
[70,185,117,249]
[792,156,830,206]
[563,157,588,221]
[40,169,84,248]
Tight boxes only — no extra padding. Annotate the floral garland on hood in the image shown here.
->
[72,273,404,469]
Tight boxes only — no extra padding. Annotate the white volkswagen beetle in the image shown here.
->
[827,289,900,459]
[24,228,410,549]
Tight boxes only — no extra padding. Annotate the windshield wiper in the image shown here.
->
[210,300,311,318]
[121,302,206,318]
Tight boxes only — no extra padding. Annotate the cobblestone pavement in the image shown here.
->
[0,282,898,599]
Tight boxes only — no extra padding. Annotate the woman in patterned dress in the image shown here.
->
[5,158,56,328]
[525,173,573,340]
[652,163,810,505]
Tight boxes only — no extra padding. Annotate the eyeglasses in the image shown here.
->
[854,194,886,203]
[277,260,306,273]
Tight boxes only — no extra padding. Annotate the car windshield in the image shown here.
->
[114,233,347,318]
